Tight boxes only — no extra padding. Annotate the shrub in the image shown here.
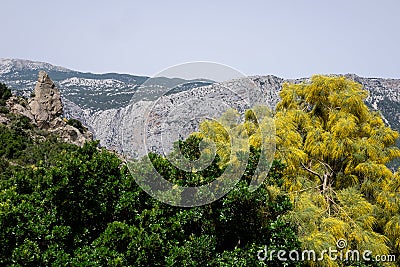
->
[67,118,86,133]
[0,83,12,105]
[0,106,9,114]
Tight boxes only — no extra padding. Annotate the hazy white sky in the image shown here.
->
[1,0,399,78]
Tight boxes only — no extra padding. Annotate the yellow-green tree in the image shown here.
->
[377,168,400,258]
[189,75,400,265]
[275,75,400,266]
[276,75,399,195]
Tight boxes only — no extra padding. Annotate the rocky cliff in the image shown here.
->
[81,75,399,158]
[0,59,398,159]
[3,71,93,146]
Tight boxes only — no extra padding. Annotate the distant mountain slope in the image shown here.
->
[349,74,400,132]
[0,58,148,111]
[0,59,398,167]
[0,59,213,111]
[252,74,400,131]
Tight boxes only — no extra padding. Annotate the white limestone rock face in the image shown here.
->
[88,77,275,158]
[84,74,400,159]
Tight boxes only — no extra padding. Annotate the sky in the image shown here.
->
[1,0,400,78]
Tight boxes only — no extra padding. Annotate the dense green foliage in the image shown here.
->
[0,115,300,266]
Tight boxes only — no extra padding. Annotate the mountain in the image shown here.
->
[0,58,213,111]
[0,59,399,165]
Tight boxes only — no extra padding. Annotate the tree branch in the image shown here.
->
[316,159,333,174]
[300,161,323,182]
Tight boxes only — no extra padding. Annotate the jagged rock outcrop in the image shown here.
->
[6,96,34,121]
[5,71,93,146]
[29,71,63,128]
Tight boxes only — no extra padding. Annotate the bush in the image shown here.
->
[67,118,86,133]
[0,83,12,105]
[11,115,32,130]
[0,106,9,114]
[0,124,30,159]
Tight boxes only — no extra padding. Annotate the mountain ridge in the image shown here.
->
[0,59,398,164]
[0,58,215,112]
